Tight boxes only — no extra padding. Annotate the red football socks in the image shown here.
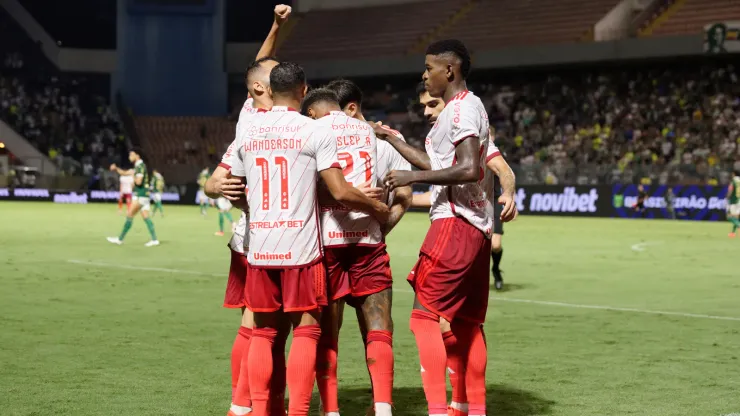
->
[231,326,252,403]
[287,325,321,416]
[248,327,277,415]
[443,330,467,406]
[270,329,288,415]
[366,330,394,405]
[409,310,447,415]
[464,326,487,416]
[316,334,339,413]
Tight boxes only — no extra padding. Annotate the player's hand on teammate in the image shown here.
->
[499,193,518,222]
[109,163,117,172]
[370,121,395,141]
[384,170,414,191]
[356,180,385,201]
[216,176,246,201]
[274,4,292,25]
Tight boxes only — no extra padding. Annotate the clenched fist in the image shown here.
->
[274,4,292,25]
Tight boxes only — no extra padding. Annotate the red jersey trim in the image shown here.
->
[218,162,231,170]
[247,254,324,270]
[319,162,342,171]
[452,134,478,147]
[446,90,470,104]
[257,108,268,113]
[486,151,501,163]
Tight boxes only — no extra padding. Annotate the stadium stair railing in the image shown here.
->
[638,0,686,36]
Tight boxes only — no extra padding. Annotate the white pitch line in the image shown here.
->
[630,241,662,252]
[67,259,223,277]
[66,260,740,322]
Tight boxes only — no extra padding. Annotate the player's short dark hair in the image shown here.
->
[325,79,363,109]
[246,56,279,83]
[129,146,145,159]
[300,88,339,115]
[269,62,306,94]
[425,39,471,79]
[416,81,427,96]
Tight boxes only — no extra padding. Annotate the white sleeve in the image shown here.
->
[450,101,481,145]
[311,126,340,172]
[219,138,240,171]
[486,139,501,162]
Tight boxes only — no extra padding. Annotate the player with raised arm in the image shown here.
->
[374,40,492,416]
[107,148,160,247]
[301,86,412,416]
[726,170,740,237]
[204,5,293,416]
[229,62,388,416]
[118,173,133,215]
[150,169,165,217]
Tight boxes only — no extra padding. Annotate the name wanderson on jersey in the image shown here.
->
[226,106,341,268]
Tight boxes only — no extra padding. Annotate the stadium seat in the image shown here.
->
[648,0,740,36]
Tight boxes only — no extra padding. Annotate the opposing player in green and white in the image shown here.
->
[151,169,165,218]
[197,167,211,217]
[726,170,740,238]
[107,148,160,247]
[215,196,236,236]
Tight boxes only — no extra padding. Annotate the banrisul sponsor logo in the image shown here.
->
[529,187,599,213]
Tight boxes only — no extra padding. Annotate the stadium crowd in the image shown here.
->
[0,8,128,176]
[364,61,740,185]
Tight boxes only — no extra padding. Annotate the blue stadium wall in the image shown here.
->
[114,0,227,116]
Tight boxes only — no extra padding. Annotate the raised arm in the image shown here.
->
[255,4,292,60]
[372,123,431,171]
[320,168,389,224]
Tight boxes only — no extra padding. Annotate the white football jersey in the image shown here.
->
[223,96,260,253]
[119,175,134,194]
[425,90,493,237]
[317,112,383,247]
[229,106,340,267]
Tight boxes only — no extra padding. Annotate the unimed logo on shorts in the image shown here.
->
[253,252,292,261]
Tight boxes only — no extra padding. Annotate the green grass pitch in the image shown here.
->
[1,202,739,416]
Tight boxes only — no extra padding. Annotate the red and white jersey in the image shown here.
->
[228,106,340,267]
[377,129,413,211]
[119,175,133,194]
[225,96,259,254]
[317,111,381,247]
[425,90,493,237]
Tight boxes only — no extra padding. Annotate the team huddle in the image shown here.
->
[195,6,519,416]
[105,5,518,416]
